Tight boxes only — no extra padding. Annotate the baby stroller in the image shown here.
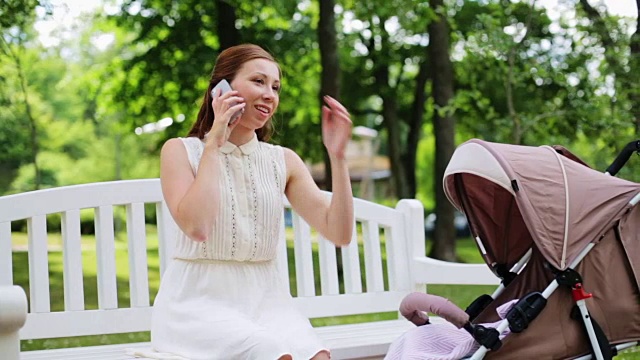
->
[397,139,640,359]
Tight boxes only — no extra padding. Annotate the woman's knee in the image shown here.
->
[310,350,331,360]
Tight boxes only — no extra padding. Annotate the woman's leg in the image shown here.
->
[310,350,331,360]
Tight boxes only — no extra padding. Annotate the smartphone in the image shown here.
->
[211,79,242,125]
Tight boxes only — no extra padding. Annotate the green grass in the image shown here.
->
[11,229,640,358]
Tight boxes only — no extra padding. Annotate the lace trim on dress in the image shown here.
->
[195,139,207,258]
[201,238,208,258]
[271,151,283,246]
[271,152,282,194]
[247,154,259,260]
[224,155,238,258]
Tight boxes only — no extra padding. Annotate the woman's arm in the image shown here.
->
[160,87,246,242]
[284,149,354,246]
[285,95,354,246]
[160,139,223,242]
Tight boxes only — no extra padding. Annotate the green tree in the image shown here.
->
[339,1,435,199]
[103,0,330,165]
[428,0,457,261]
[1,12,43,190]
[318,0,341,190]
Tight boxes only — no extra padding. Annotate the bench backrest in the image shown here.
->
[0,179,424,340]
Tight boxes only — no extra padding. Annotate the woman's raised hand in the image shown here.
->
[206,88,245,149]
[321,95,353,159]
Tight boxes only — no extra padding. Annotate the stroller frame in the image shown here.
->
[469,243,596,359]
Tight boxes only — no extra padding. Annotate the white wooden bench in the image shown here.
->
[0,179,497,360]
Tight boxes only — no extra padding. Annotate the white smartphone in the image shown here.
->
[211,79,242,125]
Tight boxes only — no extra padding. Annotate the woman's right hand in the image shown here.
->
[205,88,245,149]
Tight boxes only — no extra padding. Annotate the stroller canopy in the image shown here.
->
[443,139,640,272]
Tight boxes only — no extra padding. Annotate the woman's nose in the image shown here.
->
[262,88,276,100]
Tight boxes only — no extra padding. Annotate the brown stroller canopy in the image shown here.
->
[443,139,640,272]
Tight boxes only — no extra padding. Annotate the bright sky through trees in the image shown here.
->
[34,0,638,49]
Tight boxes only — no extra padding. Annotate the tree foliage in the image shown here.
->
[2,0,639,259]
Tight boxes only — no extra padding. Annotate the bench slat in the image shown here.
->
[341,226,362,294]
[353,198,400,227]
[384,224,412,292]
[396,199,427,293]
[292,212,315,297]
[28,215,50,313]
[61,209,85,311]
[95,206,118,310]
[362,220,384,292]
[295,291,407,318]
[21,342,141,360]
[0,180,163,222]
[318,235,339,295]
[126,203,149,308]
[19,308,151,340]
[413,257,499,285]
[0,221,12,285]
[384,227,410,290]
[155,202,175,277]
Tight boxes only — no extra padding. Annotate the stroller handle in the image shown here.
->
[605,140,640,176]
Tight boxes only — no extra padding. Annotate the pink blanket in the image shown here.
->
[385,300,517,360]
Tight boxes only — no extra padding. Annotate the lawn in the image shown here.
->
[11,228,640,358]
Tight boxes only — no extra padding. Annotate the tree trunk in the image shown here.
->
[428,0,456,261]
[216,0,241,50]
[631,0,640,134]
[384,96,410,199]
[404,59,430,197]
[318,0,343,271]
[364,17,410,200]
[318,0,340,191]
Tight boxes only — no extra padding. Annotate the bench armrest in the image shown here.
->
[0,285,28,360]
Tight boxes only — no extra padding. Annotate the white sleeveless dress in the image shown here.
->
[148,135,327,360]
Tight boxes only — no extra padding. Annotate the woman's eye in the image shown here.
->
[272,86,280,92]
[254,79,264,84]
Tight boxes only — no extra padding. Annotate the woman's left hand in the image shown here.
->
[322,95,353,159]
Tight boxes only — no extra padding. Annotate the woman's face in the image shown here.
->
[230,58,280,131]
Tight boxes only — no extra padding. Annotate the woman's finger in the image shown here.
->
[214,89,239,99]
[323,95,349,116]
[322,105,331,123]
[226,103,246,126]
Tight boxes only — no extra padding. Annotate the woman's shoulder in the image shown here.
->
[279,146,296,157]
[161,138,184,153]
[278,146,306,171]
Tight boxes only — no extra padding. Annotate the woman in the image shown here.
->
[149,44,354,359]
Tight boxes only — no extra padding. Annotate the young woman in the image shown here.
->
[149,44,354,360]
